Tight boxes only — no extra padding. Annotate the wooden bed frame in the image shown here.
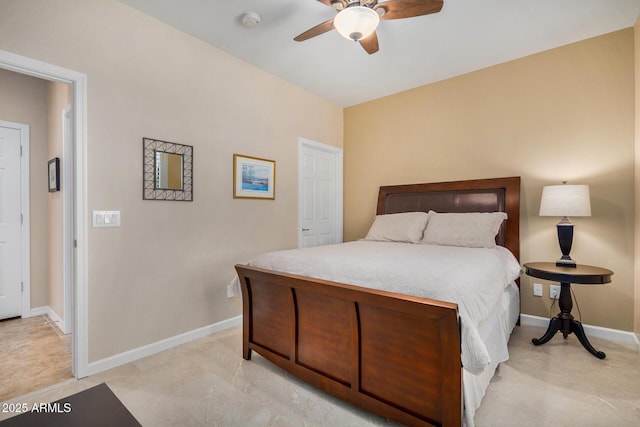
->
[235,177,520,427]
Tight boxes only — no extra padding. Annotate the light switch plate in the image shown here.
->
[93,210,121,228]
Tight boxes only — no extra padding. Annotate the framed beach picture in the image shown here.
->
[233,154,276,200]
[48,157,60,192]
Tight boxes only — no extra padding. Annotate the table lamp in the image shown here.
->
[539,182,591,268]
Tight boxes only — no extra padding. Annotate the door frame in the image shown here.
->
[62,105,73,335]
[297,138,343,248]
[0,120,30,318]
[0,49,89,378]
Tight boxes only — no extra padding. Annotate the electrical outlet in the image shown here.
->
[533,283,543,297]
[550,285,560,299]
[226,284,234,299]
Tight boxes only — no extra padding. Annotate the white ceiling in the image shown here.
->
[119,0,640,107]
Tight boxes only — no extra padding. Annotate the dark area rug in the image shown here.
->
[0,383,141,427]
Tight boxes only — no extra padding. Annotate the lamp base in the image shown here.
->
[555,257,577,268]
[556,220,577,268]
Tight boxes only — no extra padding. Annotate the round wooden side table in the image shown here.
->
[523,262,613,359]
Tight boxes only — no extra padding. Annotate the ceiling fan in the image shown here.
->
[294,0,444,54]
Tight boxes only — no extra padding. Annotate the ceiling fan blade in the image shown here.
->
[316,0,345,7]
[359,31,379,54]
[294,19,335,42]
[377,0,443,20]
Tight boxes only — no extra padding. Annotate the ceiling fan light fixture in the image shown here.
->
[333,6,379,42]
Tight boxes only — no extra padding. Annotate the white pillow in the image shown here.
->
[422,210,507,248]
[364,212,429,243]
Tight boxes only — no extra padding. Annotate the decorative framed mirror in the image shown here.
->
[143,137,193,201]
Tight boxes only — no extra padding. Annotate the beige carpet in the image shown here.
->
[1,324,638,426]
[0,315,72,401]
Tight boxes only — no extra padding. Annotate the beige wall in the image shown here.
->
[0,0,343,362]
[635,18,640,338]
[344,29,635,331]
[0,68,49,309]
[46,81,71,321]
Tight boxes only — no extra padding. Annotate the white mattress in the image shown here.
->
[463,281,520,426]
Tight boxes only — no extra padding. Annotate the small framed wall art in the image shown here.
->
[48,157,60,192]
[233,154,276,200]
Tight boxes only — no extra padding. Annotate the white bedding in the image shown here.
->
[237,240,522,375]
[464,281,520,426]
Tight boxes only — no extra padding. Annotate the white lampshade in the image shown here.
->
[539,184,591,217]
[333,6,380,41]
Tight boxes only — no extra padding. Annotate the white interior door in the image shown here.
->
[0,124,23,319]
[298,139,343,248]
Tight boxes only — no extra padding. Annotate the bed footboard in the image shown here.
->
[236,264,462,427]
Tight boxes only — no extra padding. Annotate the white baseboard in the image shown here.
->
[27,306,67,334]
[87,315,242,376]
[27,306,49,317]
[45,308,66,334]
[520,314,640,350]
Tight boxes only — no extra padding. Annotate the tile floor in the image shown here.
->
[0,315,72,402]
[1,324,638,426]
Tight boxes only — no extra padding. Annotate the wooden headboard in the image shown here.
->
[377,176,521,260]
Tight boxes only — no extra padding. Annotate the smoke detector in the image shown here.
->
[241,11,261,29]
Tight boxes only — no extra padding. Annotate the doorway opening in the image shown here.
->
[0,49,89,388]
